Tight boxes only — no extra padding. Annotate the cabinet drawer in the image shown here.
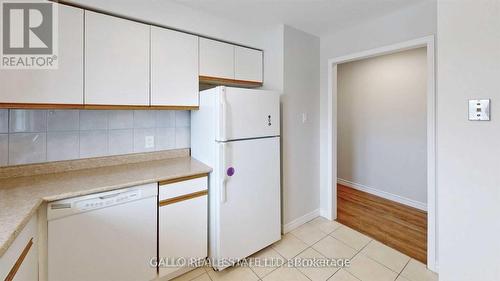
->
[159,175,208,201]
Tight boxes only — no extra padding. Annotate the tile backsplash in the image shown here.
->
[0,109,191,167]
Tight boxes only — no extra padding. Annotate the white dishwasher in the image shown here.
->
[47,183,157,281]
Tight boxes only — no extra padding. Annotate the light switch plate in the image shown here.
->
[302,113,308,124]
[145,136,155,148]
[468,99,490,121]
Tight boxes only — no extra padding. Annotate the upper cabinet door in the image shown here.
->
[0,4,84,104]
[85,11,150,106]
[235,46,263,83]
[151,27,199,107]
[199,38,234,80]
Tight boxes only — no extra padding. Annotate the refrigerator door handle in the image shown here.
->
[219,89,228,141]
[220,142,227,203]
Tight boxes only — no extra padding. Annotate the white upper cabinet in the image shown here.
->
[235,46,263,83]
[151,27,199,107]
[199,38,263,85]
[85,11,150,106]
[199,38,234,80]
[0,4,84,104]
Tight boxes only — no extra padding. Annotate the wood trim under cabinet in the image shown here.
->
[83,104,199,110]
[158,173,208,186]
[4,238,33,281]
[0,103,83,109]
[0,103,199,110]
[159,190,208,207]
[199,75,262,88]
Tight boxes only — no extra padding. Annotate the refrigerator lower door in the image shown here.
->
[213,137,281,269]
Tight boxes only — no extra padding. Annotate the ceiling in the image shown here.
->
[171,0,426,37]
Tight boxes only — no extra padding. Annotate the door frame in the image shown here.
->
[324,35,437,271]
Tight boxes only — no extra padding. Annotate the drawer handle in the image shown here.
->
[158,173,208,186]
[4,238,33,281]
[159,190,208,207]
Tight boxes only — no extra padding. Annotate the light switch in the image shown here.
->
[468,99,490,121]
[302,113,308,124]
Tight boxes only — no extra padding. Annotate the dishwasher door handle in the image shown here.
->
[99,193,122,200]
[98,189,139,200]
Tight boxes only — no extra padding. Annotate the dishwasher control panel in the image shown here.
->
[47,183,157,221]
[75,190,142,211]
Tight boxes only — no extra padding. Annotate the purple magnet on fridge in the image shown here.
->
[227,167,235,177]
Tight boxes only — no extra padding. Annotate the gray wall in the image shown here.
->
[319,0,436,215]
[282,25,320,227]
[437,0,500,279]
[0,109,190,166]
[337,48,427,205]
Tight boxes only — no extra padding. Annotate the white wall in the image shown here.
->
[437,0,500,280]
[337,48,427,206]
[65,0,284,92]
[319,0,436,216]
[282,26,320,229]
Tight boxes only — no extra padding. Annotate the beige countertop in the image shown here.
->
[0,154,212,258]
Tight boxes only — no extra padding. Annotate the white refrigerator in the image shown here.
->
[191,86,281,271]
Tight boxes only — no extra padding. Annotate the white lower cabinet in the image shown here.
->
[158,176,208,280]
[0,216,38,281]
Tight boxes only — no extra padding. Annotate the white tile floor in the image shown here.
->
[172,218,438,281]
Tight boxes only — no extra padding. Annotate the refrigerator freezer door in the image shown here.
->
[216,87,280,141]
[214,137,281,268]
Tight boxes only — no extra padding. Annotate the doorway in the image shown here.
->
[323,36,436,271]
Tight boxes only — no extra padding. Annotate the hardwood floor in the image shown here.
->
[336,184,427,263]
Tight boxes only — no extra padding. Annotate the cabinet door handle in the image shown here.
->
[4,238,33,281]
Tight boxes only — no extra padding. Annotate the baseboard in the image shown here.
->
[155,266,194,281]
[429,262,439,274]
[282,209,320,234]
[337,178,427,211]
[319,209,333,220]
